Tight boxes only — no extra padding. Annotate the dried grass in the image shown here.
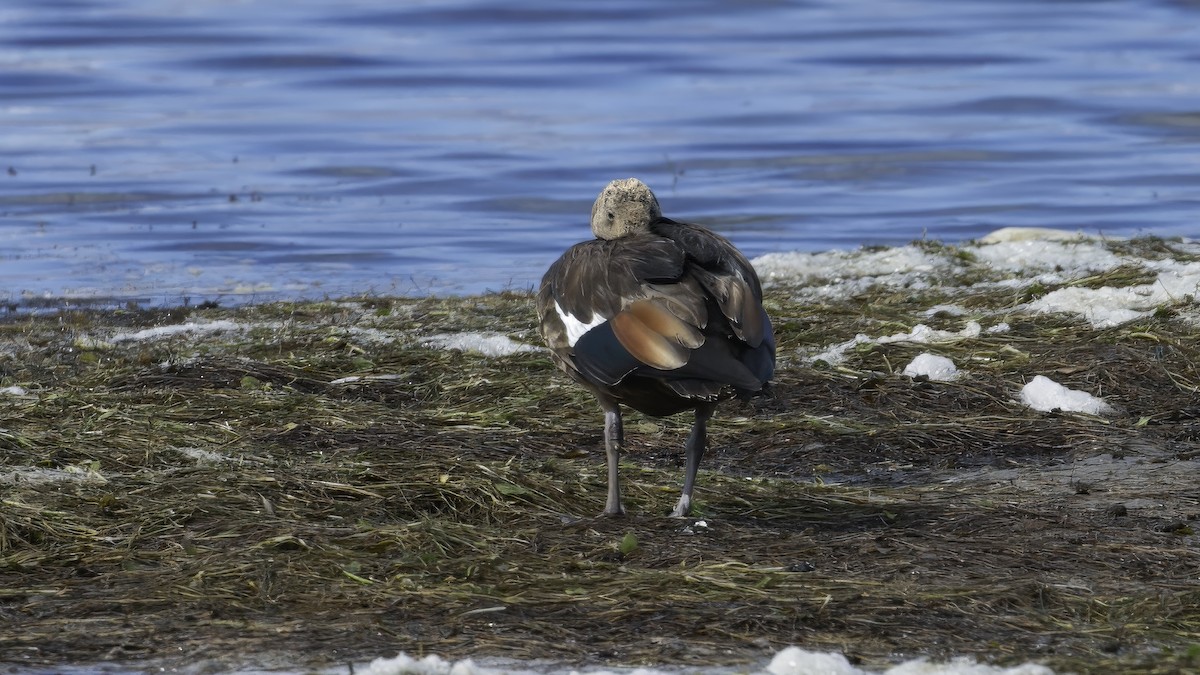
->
[2,246,1200,673]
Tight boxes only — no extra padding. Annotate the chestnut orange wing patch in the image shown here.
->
[627,300,704,349]
[610,308,686,370]
[611,300,704,371]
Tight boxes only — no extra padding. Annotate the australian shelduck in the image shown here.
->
[536,178,775,517]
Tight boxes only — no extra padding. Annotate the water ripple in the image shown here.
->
[1,0,1198,307]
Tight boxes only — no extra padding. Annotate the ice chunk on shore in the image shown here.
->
[752,228,1200,330]
[111,319,245,342]
[769,646,1054,674]
[810,322,982,365]
[903,353,960,381]
[357,647,1055,675]
[1020,375,1112,415]
[422,332,540,357]
[1027,259,1200,328]
[360,653,481,675]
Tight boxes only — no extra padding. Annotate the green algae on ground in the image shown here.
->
[2,241,1200,674]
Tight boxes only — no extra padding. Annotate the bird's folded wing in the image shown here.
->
[691,267,766,347]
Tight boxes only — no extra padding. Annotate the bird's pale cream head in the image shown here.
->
[590,177,662,240]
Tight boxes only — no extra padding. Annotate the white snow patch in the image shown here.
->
[1,385,28,396]
[978,227,1089,244]
[755,245,946,281]
[357,647,1054,675]
[766,647,859,675]
[177,447,232,464]
[985,322,1011,334]
[1020,375,1113,415]
[810,322,983,366]
[751,229,1131,308]
[754,245,953,299]
[358,652,478,675]
[1027,260,1200,328]
[339,326,399,345]
[1027,287,1145,328]
[971,230,1122,276]
[0,464,107,485]
[871,321,980,344]
[770,646,1053,675]
[903,353,960,381]
[881,657,1054,675]
[422,332,540,357]
[924,304,966,318]
[754,228,1200,330]
[110,319,244,342]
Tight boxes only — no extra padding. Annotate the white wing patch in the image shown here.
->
[555,300,607,347]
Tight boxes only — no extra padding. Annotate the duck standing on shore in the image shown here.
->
[537,178,775,517]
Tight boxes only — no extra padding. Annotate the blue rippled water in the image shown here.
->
[1,0,1199,307]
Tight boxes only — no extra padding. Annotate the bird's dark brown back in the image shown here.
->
[537,220,774,415]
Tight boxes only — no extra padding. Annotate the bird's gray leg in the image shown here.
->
[671,404,714,518]
[601,402,625,516]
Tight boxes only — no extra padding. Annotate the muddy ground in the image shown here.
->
[1,286,1198,674]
